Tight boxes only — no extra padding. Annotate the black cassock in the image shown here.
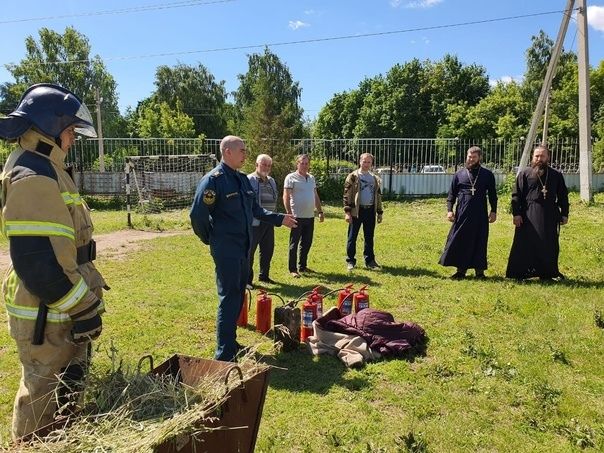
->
[439,166,497,270]
[506,166,569,279]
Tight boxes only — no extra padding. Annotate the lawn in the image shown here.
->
[0,194,603,451]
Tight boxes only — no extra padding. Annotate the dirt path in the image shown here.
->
[0,230,184,274]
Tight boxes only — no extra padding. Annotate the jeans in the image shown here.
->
[288,217,314,272]
[346,206,376,265]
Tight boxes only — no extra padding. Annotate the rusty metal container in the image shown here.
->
[150,354,271,453]
[20,354,271,453]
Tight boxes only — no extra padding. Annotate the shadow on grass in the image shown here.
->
[380,265,442,278]
[261,337,429,394]
[255,276,375,303]
[266,350,350,394]
[505,277,604,289]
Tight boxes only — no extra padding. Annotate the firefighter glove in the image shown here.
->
[69,299,102,343]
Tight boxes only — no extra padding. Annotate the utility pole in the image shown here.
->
[518,0,575,170]
[542,89,551,145]
[95,87,105,172]
[577,0,593,202]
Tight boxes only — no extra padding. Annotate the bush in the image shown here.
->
[82,195,125,210]
[312,158,345,201]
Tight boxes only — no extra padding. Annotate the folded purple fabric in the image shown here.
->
[317,308,426,357]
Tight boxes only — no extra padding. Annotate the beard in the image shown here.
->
[530,160,548,176]
[465,161,480,169]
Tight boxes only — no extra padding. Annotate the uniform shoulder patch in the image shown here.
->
[211,170,223,178]
[203,189,216,205]
[11,151,57,183]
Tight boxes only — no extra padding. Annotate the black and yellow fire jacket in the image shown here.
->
[1,129,106,335]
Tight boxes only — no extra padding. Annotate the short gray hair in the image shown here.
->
[256,154,272,164]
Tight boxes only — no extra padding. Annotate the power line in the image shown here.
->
[0,0,236,25]
[4,9,574,67]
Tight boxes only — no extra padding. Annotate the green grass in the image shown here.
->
[1,194,603,451]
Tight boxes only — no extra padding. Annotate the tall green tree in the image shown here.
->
[314,55,489,138]
[152,63,227,138]
[523,30,577,104]
[234,47,304,138]
[234,48,304,186]
[0,27,124,137]
[438,81,531,140]
[135,100,196,138]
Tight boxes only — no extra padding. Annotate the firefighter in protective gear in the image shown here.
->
[0,83,107,440]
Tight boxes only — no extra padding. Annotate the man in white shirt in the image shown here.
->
[283,154,324,278]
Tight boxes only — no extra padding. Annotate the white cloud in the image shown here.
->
[390,0,402,7]
[489,75,523,87]
[304,9,315,15]
[288,20,310,30]
[587,5,604,32]
[403,0,443,9]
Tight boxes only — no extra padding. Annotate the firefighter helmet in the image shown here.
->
[0,83,97,140]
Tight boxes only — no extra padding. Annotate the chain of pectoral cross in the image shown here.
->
[537,168,549,199]
[465,167,481,196]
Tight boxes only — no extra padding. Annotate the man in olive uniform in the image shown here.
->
[190,136,296,362]
[0,84,106,440]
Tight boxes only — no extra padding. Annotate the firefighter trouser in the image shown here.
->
[11,321,89,441]
[213,254,248,362]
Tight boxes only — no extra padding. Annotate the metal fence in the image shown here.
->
[2,136,595,197]
[67,137,583,173]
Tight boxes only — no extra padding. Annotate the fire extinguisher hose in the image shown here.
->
[265,293,285,305]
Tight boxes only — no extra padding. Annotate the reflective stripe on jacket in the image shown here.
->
[1,129,107,327]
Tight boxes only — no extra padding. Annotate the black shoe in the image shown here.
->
[475,272,486,279]
[299,267,314,273]
[259,277,276,284]
[235,342,250,354]
[366,261,381,269]
[450,272,466,280]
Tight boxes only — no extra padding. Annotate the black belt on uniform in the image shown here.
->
[359,205,374,209]
[77,240,97,265]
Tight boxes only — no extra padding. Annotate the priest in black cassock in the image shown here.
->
[506,145,569,280]
[439,146,497,279]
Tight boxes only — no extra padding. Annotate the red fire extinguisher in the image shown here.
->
[337,284,354,316]
[255,290,273,334]
[308,286,325,318]
[237,287,252,327]
[353,285,370,313]
[300,297,318,342]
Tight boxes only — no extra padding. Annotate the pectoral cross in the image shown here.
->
[470,187,476,196]
[541,186,547,199]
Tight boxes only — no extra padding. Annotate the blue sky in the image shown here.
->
[2,0,604,120]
